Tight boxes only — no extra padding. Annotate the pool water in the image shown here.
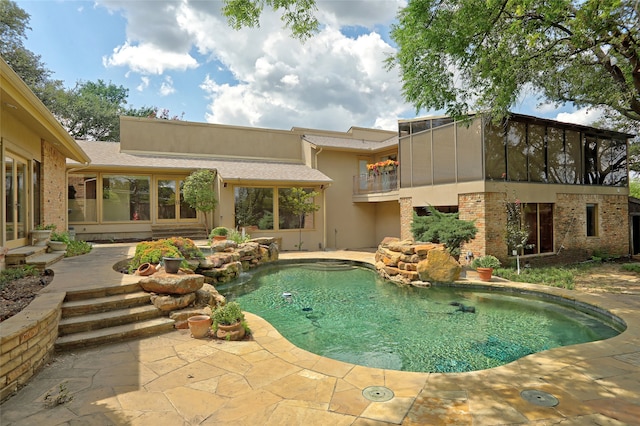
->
[218,262,621,373]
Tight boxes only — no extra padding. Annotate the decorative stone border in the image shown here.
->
[0,292,65,402]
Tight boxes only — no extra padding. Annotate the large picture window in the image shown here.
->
[523,203,554,255]
[102,175,150,222]
[278,188,316,230]
[68,173,98,223]
[234,187,274,230]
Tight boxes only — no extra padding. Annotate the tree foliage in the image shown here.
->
[411,206,477,257]
[388,0,639,124]
[183,169,218,232]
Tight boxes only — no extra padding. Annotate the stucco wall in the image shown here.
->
[374,201,401,243]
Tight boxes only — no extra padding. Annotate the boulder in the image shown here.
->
[417,249,461,283]
[194,283,226,307]
[139,272,204,295]
[150,292,196,311]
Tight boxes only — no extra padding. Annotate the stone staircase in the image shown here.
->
[55,282,175,352]
[151,223,208,241]
[5,245,65,271]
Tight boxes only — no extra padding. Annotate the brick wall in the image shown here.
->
[41,140,67,230]
[0,292,65,402]
[459,192,508,262]
[399,197,413,240]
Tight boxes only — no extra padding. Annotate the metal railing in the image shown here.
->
[353,170,399,195]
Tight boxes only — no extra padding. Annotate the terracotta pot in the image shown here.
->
[216,321,246,341]
[136,262,156,276]
[163,257,184,274]
[476,267,493,282]
[212,235,227,242]
[188,315,212,339]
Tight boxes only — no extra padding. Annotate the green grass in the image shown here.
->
[493,266,576,289]
[621,263,640,273]
[0,265,40,290]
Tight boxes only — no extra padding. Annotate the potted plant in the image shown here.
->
[187,314,212,339]
[48,230,71,252]
[471,255,501,281]
[31,224,56,246]
[210,226,229,242]
[211,301,248,341]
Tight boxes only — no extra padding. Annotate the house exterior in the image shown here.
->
[0,58,90,254]
[397,114,633,264]
[67,117,399,250]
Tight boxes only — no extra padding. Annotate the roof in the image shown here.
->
[69,141,332,184]
[302,134,398,152]
[1,58,90,164]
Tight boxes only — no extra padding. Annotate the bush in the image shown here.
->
[66,240,92,257]
[211,301,245,327]
[210,227,229,237]
[228,229,251,244]
[493,266,575,289]
[50,231,71,244]
[129,237,203,273]
[471,255,501,269]
[621,263,640,273]
[411,207,477,257]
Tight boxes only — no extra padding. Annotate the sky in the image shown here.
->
[16,0,598,132]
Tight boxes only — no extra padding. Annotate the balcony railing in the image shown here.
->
[353,170,399,195]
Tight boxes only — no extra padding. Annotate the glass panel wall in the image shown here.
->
[234,187,274,230]
[278,188,316,230]
[102,175,150,222]
[484,121,506,180]
[528,124,546,182]
[432,125,455,184]
[564,130,582,184]
[411,132,432,186]
[456,120,483,181]
[547,127,564,183]
[68,174,98,222]
[506,122,528,181]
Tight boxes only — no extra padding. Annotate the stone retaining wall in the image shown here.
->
[0,292,65,402]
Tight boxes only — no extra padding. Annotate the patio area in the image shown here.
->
[1,244,639,425]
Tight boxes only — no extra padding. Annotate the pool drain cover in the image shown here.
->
[520,389,559,407]
[362,386,394,402]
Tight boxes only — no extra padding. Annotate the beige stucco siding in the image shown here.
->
[374,201,401,242]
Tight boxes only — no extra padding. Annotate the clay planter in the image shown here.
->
[216,322,246,341]
[476,267,493,282]
[163,257,184,274]
[136,262,156,276]
[212,235,227,242]
[188,315,212,338]
[31,229,52,246]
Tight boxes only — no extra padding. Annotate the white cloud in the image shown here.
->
[136,76,150,92]
[555,108,605,126]
[103,41,198,74]
[160,76,175,96]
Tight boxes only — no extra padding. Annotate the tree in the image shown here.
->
[388,0,639,124]
[630,180,640,199]
[410,206,477,258]
[182,169,218,233]
[280,187,320,250]
[220,0,639,126]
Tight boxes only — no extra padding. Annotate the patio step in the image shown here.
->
[55,318,176,352]
[5,246,64,270]
[62,291,151,317]
[58,305,164,335]
[63,282,143,302]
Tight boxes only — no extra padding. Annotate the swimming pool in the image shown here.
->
[218,261,623,373]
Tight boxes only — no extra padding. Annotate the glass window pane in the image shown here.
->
[68,173,98,222]
[587,204,598,236]
[539,203,553,253]
[507,121,527,181]
[179,180,197,219]
[523,203,538,255]
[5,156,14,241]
[102,175,150,222]
[609,139,628,187]
[432,125,455,184]
[484,120,506,180]
[565,130,582,184]
[584,136,598,184]
[157,179,176,220]
[528,124,546,182]
[547,127,564,183]
[234,187,273,230]
[278,188,316,230]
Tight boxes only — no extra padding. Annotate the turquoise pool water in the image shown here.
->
[218,262,622,373]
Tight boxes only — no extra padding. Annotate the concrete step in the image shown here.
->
[5,246,61,269]
[62,291,151,318]
[55,318,176,352]
[64,282,143,302]
[58,305,163,336]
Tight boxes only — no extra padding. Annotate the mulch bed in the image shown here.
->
[0,271,54,322]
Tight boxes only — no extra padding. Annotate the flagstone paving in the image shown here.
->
[1,244,639,425]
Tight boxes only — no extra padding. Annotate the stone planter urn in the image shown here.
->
[163,257,184,274]
[216,322,246,341]
[31,230,52,246]
[47,241,67,252]
[188,315,212,338]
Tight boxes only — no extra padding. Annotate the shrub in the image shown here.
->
[211,301,245,328]
[129,237,203,272]
[411,207,477,257]
[210,227,229,237]
[228,229,251,244]
[50,231,71,244]
[493,266,575,289]
[621,263,640,273]
[66,240,92,257]
[471,255,501,269]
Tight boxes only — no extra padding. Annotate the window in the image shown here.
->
[586,204,598,237]
[234,187,274,230]
[68,173,98,222]
[278,188,316,230]
[523,203,554,255]
[102,175,150,222]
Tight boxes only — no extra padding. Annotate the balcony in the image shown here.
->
[353,170,399,198]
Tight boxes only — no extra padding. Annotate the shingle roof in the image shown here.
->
[70,140,332,183]
[302,134,398,151]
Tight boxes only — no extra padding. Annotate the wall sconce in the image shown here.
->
[321,185,324,189]
[223,182,227,188]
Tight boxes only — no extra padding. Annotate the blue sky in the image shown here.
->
[17,0,592,132]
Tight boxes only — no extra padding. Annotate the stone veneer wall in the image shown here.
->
[41,140,67,230]
[399,197,413,241]
[0,292,64,402]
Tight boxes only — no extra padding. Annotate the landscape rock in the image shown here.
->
[139,272,204,294]
[150,293,196,311]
